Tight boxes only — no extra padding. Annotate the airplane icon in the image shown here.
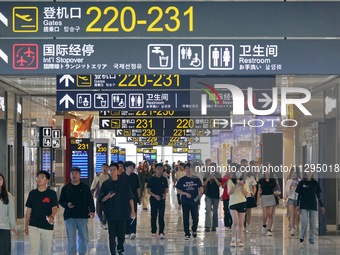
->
[78,76,89,81]
[24,47,35,58]
[16,56,27,66]
[76,75,92,86]
[15,13,33,22]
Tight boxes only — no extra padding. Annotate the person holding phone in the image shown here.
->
[228,168,250,247]
[59,167,95,255]
[99,163,136,255]
[203,162,222,232]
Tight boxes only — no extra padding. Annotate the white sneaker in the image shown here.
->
[261,226,267,234]
[152,233,157,238]
[125,234,130,239]
[130,233,136,240]
[290,229,295,236]
[237,240,244,247]
[267,230,273,236]
[159,233,164,239]
[225,227,231,232]
[230,240,237,247]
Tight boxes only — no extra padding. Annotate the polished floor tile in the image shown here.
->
[11,183,340,255]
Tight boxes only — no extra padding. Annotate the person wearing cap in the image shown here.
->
[91,163,110,229]
[59,167,95,255]
[147,163,169,239]
[99,163,136,255]
[25,170,58,255]
[119,161,141,240]
[176,163,203,240]
[174,162,186,210]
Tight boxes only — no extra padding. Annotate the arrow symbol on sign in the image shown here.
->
[102,119,110,128]
[116,129,122,136]
[59,75,74,87]
[59,94,75,109]
[0,12,8,27]
[0,49,8,63]
[204,129,211,136]
[194,137,199,142]
[258,93,273,108]
[100,111,110,116]
[127,137,132,142]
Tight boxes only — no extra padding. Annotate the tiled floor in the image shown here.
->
[12,183,340,255]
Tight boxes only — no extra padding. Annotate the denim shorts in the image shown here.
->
[287,198,298,207]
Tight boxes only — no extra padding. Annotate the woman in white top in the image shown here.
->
[0,173,16,255]
[228,170,250,247]
[285,167,301,236]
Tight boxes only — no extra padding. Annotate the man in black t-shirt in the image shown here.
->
[59,167,95,255]
[99,163,136,255]
[296,173,325,244]
[176,163,203,240]
[25,170,58,255]
[147,163,169,238]
[203,162,222,232]
[120,161,141,240]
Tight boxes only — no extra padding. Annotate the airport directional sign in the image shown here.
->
[99,117,231,131]
[2,39,340,75]
[57,90,189,112]
[125,136,199,146]
[1,2,340,38]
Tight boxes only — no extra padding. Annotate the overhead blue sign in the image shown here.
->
[57,74,275,90]
[1,2,340,38]
[1,39,340,75]
[57,90,190,111]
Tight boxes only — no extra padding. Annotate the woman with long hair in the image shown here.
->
[257,169,277,236]
[285,167,301,236]
[296,170,325,244]
[139,161,152,210]
[228,168,250,247]
[0,173,16,255]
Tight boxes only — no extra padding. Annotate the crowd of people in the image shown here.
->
[0,158,326,255]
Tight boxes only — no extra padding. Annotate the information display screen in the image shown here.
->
[42,149,51,172]
[70,138,91,179]
[119,148,126,162]
[95,143,108,173]
[187,153,201,162]
[111,146,119,163]
[71,151,89,178]
[143,153,157,164]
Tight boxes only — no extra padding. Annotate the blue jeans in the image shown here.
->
[205,196,220,229]
[65,218,89,255]
[300,209,317,243]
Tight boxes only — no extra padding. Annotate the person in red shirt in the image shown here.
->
[222,170,234,231]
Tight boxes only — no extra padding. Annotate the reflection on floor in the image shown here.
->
[12,183,340,255]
